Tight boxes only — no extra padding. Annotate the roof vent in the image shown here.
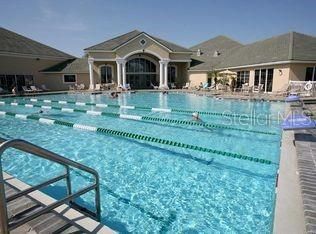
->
[213,50,221,57]
[197,49,202,56]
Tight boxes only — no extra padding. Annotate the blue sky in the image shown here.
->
[0,0,315,57]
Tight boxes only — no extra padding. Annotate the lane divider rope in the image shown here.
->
[25,98,277,121]
[1,101,278,136]
[0,109,273,165]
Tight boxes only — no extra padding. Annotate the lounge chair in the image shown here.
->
[182,82,190,89]
[22,86,33,93]
[30,85,42,92]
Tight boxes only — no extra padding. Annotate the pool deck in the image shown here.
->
[2,172,114,233]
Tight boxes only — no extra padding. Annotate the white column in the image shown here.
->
[159,61,164,88]
[88,58,95,90]
[122,61,126,87]
[116,60,122,87]
[164,61,169,88]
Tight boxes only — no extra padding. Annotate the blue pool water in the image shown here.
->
[0,92,285,233]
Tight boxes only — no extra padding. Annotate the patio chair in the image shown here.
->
[171,83,176,89]
[253,84,264,93]
[30,85,43,92]
[22,86,33,93]
[182,82,190,89]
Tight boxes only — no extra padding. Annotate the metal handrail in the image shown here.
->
[0,138,101,234]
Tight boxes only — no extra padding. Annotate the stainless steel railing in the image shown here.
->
[0,138,101,234]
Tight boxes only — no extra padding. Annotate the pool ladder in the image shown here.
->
[0,137,101,234]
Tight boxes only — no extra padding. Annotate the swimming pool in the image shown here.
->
[0,92,285,233]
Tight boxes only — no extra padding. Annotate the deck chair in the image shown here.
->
[171,83,176,89]
[22,86,33,93]
[30,86,42,92]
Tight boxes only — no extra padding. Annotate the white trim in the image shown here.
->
[114,33,172,52]
[169,59,192,62]
[219,60,316,70]
[89,58,116,62]
[63,74,77,84]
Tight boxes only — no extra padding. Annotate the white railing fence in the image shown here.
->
[289,80,316,96]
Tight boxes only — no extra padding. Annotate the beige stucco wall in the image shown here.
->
[93,61,117,84]
[39,73,90,90]
[188,72,208,87]
[230,64,291,92]
[289,63,316,81]
[87,52,116,60]
[169,53,192,61]
[0,55,68,89]
[116,35,170,59]
[168,62,188,87]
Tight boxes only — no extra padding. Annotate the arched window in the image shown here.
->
[126,58,156,73]
[100,65,113,83]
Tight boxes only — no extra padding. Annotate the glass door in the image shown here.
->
[256,69,274,92]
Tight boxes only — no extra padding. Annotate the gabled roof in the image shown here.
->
[189,35,243,71]
[85,30,191,53]
[41,58,88,73]
[217,32,316,69]
[0,27,74,59]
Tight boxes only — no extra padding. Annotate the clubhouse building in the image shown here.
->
[0,27,316,93]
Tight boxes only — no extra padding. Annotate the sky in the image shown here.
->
[0,0,315,57]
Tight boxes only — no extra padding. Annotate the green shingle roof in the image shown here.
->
[216,32,316,69]
[189,36,243,71]
[85,30,191,53]
[41,58,88,73]
[190,32,316,71]
[0,27,74,59]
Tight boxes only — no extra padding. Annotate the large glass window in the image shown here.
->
[305,67,316,81]
[236,71,250,88]
[126,58,157,89]
[126,58,156,73]
[100,65,112,83]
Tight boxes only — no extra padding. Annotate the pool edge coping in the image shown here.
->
[2,171,115,234]
[273,130,305,234]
